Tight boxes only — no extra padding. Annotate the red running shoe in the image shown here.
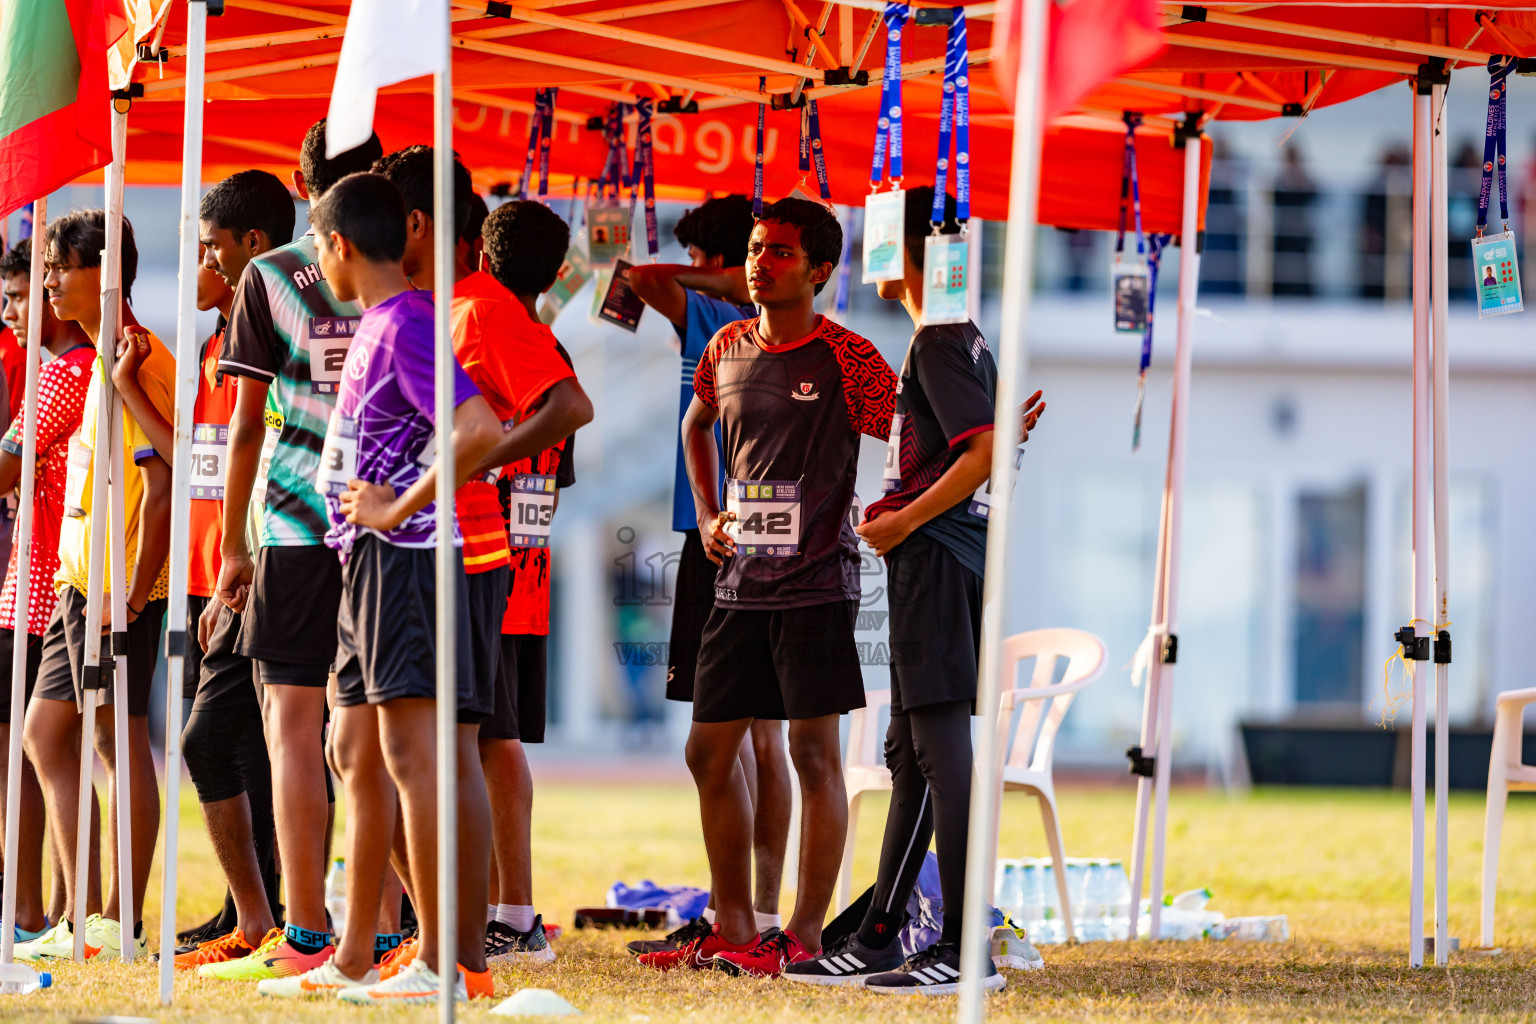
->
[711,927,813,978]
[636,925,759,972]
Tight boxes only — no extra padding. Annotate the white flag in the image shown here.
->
[326,0,448,158]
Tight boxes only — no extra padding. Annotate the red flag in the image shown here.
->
[0,0,114,218]
[992,0,1164,119]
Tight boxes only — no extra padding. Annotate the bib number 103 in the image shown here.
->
[508,473,556,548]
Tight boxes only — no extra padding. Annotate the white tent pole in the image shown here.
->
[158,0,209,1002]
[1127,511,1169,941]
[434,28,458,1023]
[0,194,47,968]
[103,99,133,965]
[1408,80,1432,971]
[74,99,128,962]
[955,0,1048,1016]
[1429,62,1450,970]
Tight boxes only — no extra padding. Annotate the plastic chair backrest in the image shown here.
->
[847,688,892,772]
[996,629,1108,775]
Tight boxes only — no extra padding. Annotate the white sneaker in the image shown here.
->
[336,959,469,1005]
[257,958,379,998]
[991,924,1045,970]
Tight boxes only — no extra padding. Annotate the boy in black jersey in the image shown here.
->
[640,198,897,978]
[784,187,1045,994]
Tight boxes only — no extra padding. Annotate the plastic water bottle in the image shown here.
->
[1210,915,1290,942]
[1019,862,1046,943]
[993,860,1023,922]
[1075,860,1106,942]
[0,962,50,994]
[324,857,347,931]
[1039,861,1063,944]
[1103,860,1132,941]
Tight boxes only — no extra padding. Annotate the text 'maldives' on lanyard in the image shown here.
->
[920,8,971,327]
[862,1,909,283]
[519,88,558,203]
[1473,56,1523,318]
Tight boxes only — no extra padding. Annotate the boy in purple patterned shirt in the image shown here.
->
[273,172,500,1005]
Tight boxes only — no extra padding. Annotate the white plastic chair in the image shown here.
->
[1481,687,1536,948]
[835,627,1108,938]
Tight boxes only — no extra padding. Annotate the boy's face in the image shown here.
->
[42,242,101,326]
[687,244,723,270]
[401,209,432,282]
[196,244,234,313]
[314,231,356,303]
[745,220,829,306]
[2,271,39,342]
[876,241,919,302]
[200,221,262,291]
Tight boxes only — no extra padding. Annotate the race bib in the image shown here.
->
[920,233,970,326]
[189,423,228,500]
[862,189,906,283]
[1473,230,1524,318]
[252,419,281,506]
[724,478,802,557]
[315,412,358,497]
[507,473,556,548]
[1113,257,1150,334]
[882,412,904,493]
[968,445,1025,519]
[306,316,360,394]
[63,434,92,518]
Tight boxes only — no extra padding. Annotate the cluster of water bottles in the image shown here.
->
[993,856,1134,944]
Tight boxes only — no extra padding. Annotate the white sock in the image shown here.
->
[702,907,717,925]
[487,904,497,924]
[754,911,782,932]
[496,904,536,933]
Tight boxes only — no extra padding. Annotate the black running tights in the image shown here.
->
[858,699,973,949]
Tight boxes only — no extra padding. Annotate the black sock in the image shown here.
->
[373,932,403,963]
[857,908,903,950]
[134,921,143,939]
[284,923,330,956]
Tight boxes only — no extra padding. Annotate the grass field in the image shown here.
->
[10,777,1536,1022]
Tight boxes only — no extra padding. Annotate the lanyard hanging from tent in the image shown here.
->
[599,104,627,201]
[634,97,658,259]
[1472,55,1525,318]
[868,2,909,191]
[753,77,767,217]
[520,88,557,202]
[1130,233,1172,450]
[1112,112,1150,335]
[919,9,972,328]
[798,100,832,202]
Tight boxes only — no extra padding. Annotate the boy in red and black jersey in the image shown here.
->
[786,187,1045,994]
[641,198,896,978]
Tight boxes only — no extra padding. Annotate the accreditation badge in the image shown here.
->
[920,233,970,327]
[862,188,906,283]
[539,245,592,325]
[1112,256,1150,334]
[587,200,631,267]
[1472,230,1523,318]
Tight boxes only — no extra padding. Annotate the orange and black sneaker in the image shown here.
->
[379,935,418,979]
[173,927,258,971]
[636,924,759,972]
[626,916,711,957]
[461,964,494,1000]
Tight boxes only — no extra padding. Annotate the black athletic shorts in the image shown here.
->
[237,544,343,680]
[482,633,547,743]
[693,599,865,722]
[195,600,257,713]
[665,529,716,703]
[34,587,168,716]
[334,535,480,713]
[886,531,983,714]
[0,628,43,725]
[462,565,510,726]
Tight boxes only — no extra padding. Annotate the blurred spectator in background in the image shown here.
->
[1449,140,1482,302]
[1272,146,1317,297]
[1201,136,1246,296]
[1359,145,1411,300]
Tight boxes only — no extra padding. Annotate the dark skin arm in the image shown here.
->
[216,377,270,614]
[627,264,751,329]
[0,450,20,496]
[681,395,734,564]
[470,378,593,478]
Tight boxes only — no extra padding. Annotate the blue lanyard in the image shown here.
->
[932,9,969,226]
[1132,233,1173,450]
[798,100,833,202]
[520,88,557,202]
[869,2,908,190]
[635,97,658,258]
[1479,56,1513,236]
[599,104,626,200]
[1116,112,1145,258]
[754,77,767,217]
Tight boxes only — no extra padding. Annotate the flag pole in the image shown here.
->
[0,194,47,968]
[158,0,210,1001]
[956,0,1048,1016]
[433,17,458,1023]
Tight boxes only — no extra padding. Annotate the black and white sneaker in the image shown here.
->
[782,932,905,987]
[864,942,1006,996]
[484,915,556,965]
[625,916,711,958]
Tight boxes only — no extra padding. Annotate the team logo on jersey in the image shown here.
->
[792,375,820,401]
[346,346,371,380]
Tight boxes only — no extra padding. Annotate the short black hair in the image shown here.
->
[481,200,569,297]
[757,197,841,295]
[461,191,488,245]
[200,169,296,246]
[674,194,754,267]
[299,118,384,199]
[0,239,30,279]
[372,145,474,239]
[309,172,406,263]
[903,185,960,271]
[45,209,138,302]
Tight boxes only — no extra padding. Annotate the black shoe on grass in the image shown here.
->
[783,931,905,986]
[864,942,1006,996]
[625,916,711,958]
